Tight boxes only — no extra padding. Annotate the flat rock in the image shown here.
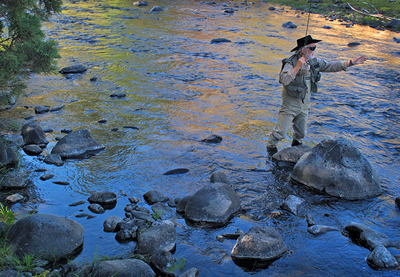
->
[44,154,64,166]
[307,225,338,235]
[345,222,392,250]
[23,144,43,155]
[272,145,311,163]
[92,259,155,277]
[88,191,117,205]
[137,223,176,255]
[143,189,169,204]
[59,64,87,74]
[0,172,27,189]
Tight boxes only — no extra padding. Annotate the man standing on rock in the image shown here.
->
[266,35,367,155]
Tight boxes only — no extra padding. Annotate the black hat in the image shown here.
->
[290,35,322,52]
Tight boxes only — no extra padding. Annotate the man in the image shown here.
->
[266,35,367,154]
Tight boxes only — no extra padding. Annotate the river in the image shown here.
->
[1,0,400,276]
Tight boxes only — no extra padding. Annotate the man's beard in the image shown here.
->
[304,51,314,61]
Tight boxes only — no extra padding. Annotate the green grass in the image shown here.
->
[0,204,17,225]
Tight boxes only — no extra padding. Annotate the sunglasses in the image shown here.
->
[306,46,316,51]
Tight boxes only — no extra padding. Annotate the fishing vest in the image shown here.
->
[280,54,321,100]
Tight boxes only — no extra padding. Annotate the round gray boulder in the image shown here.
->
[92,259,155,277]
[51,129,105,159]
[185,182,240,226]
[137,223,176,255]
[8,214,84,261]
[21,122,48,147]
[231,226,287,267]
[291,136,382,200]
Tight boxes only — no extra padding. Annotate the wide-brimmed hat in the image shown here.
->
[290,35,322,52]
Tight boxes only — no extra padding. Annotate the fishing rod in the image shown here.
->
[305,0,312,37]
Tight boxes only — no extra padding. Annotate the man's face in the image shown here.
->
[302,43,316,60]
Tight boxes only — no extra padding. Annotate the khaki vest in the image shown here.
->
[280,54,321,100]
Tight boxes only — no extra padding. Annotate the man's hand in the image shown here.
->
[351,55,367,66]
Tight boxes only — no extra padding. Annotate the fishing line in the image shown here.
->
[305,0,312,36]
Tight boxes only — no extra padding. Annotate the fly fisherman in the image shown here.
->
[266,35,367,155]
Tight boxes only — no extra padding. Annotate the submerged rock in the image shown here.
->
[92,259,155,277]
[201,134,223,143]
[51,129,105,159]
[8,214,84,261]
[282,21,297,28]
[59,64,87,74]
[231,226,287,267]
[291,136,382,200]
[185,182,240,226]
[307,225,338,236]
[88,191,117,205]
[210,38,231,44]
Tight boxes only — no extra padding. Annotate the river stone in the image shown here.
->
[23,144,43,155]
[5,193,25,204]
[137,223,176,254]
[92,259,155,277]
[59,64,87,74]
[143,189,169,204]
[307,225,339,236]
[185,182,240,226]
[0,141,18,169]
[231,226,287,265]
[366,245,399,269]
[291,136,382,200]
[272,145,312,163]
[151,202,175,220]
[40,173,54,181]
[280,195,304,215]
[282,21,297,28]
[180,267,199,277]
[51,129,105,159]
[133,1,148,6]
[44,154,64,166]
[0,172,27,189]
[88,203,105,214]
[88,191,117,205]
[21,122,48,147]
[115,220,140,242]
[201,134,223,143]
[210,171,231,185]
[34,105,50,114]
[385,19,400,30]
[210,38,231,44]
[8,214,84,261]
[176,195,192,214]
[345,222,392,250]
[149,249,174,276]
[103,215,123,232]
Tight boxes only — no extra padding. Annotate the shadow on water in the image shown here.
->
[1,0,400,275]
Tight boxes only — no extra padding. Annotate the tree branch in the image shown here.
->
[348,3,397,21]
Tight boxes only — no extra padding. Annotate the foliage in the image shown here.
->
[0,240,13,269]
[167,257,187,273]
[33,271,50,277]
[0,203,17,225]
[0,0,62,104]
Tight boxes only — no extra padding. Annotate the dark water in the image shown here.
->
[2,0,400,276]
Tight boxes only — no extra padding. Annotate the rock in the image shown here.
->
[6,193,25,204]
[185,182,240,226]
[44,154,64,166]
[34,105,50,114]
[115,220,140,242]
[210,38,231,44]
[385,19,400,30]
[179,267,199,277]
[366,245,399,269]
[23,144,43,155]
[0,141,18,169]
[92,259,155,277]
[291,136,382,200]
[394,37,400,43]
[200,134,223,143]
[88,191,117,205]
[143,189,170,204]
[345,222,391,250]
[167,198,177,207]
[151,202,176,220]
[272,145,311,163]
[61,128,72,134]
[268,6,276,11]
[69,200,87,206]
[307,225,338,235]
[50,105,65,112]
[59,64,87,74]
[131,210,152,221]
[21,122,48,147]
[137,223,176,255]
[40,173,54,181]
[110,91,126,98]
[98,119,107,123]
[53,180,70,185]
[306,213,316,227]
[280,195,304,215]
[150,249,174,276]
[176,195,192,214]
[347,41,361,47]
[90,77,98,82]
[323,25,332,29]
[8,214,84,261]
[0,270,19,277]
[282,21,297,28]
[150,6,163,12]
[103,216,123,232]
[51,129,105,159]
[88,204,105,214]
[231,226,287,267]
[0,172,27,189]
[162,168,189,175]
[210,171,230,185]
[133,1,148,6]
[224,8,234,14]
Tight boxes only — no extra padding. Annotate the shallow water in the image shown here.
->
[1,0,400,276]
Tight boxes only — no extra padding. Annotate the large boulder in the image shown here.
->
[137,222,176,255]
[345,222,391,250]
[92,259,155,277]
[291,136,381,200]
[231,226,287,267]
[0,141,18,169]
[8,214,84,261]
[51,129,105,159]
[21,122,48,147]
[185,182,240,226]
